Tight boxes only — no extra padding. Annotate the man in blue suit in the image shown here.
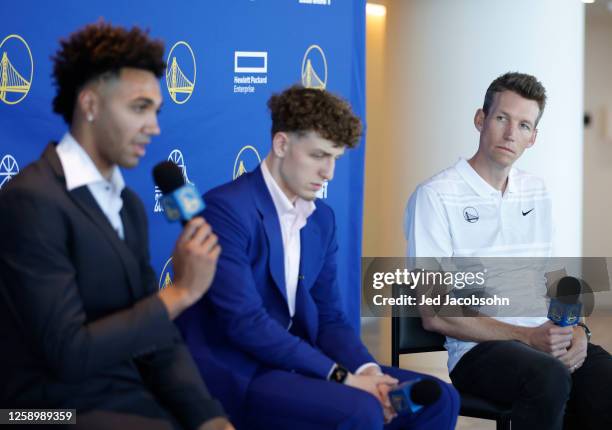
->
[178,85,459,429]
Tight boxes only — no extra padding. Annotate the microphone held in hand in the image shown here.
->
[389,378,441,415]
[548,276,582,327]
[153,161,205,225]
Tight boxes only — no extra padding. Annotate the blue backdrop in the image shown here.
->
[0,0,366,329]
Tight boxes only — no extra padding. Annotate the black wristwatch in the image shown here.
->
[577,322,592,343]
[329,364,349,384]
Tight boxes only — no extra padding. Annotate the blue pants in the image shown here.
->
[243,365,459,430]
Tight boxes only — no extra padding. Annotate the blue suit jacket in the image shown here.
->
[177,166,375,421]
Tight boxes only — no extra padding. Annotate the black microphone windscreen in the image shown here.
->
[410,380,441,406]
[153,161,185,194]
[557,276,582,304]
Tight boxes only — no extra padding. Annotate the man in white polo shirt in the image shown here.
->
[404,72,612,430]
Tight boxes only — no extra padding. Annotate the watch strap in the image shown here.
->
[329,364,349,384]
[577,322,592,343]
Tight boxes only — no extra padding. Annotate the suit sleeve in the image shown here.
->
[0,186,178,383]
[136,342,226,429]
[310,208,378,372]
[130,194,226,428]
[202,194,336,379]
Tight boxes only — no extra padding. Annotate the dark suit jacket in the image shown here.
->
[0,143,224,429]
[177,167,375,423]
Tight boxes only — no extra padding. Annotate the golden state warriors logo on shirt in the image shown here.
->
[0,154,19,189]
[158,257,174,290]
[301,45,327,89]
[463,207,479,223]
[233,145,262,180]
[165,41,196,104]
[0,35,33,105]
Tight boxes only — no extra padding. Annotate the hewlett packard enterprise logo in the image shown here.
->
[233,51,268,94]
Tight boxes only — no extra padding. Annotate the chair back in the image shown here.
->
[391,316,446,366]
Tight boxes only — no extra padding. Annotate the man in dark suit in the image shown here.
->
[0,22,233,430]
[178,85,460,429]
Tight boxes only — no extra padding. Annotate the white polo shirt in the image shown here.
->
[404,158,553,371]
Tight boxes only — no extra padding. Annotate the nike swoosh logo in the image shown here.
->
[522,209,534,216]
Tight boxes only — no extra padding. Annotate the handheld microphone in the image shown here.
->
[389,379,441,415]
[153,161,205,224]
[547,276,582,327]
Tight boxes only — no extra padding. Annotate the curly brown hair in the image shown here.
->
[51,21,166,125]
[267,85,362,148]
[483,72,547,125]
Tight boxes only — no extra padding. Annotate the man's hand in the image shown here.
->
[526,321,573,357]
[357,365,383,377]
[159,217,221,319]
[345,373,398,422]
[558,325,588,373]
[197,417,235,430]
[357,366,398,423]
[376,380,398,423]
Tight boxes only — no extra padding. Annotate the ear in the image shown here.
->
[526,128,538,148]
[271,132,290,158]
[474,109,485,132]
[76,86,100,122]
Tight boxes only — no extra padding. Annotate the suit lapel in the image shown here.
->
[250,167,287,302]
[119,201,145,296]
[294,219,322,344]
[69,188,141,298]
[43,144,141,299]
[120,199,139,256]
[298,219,321,292]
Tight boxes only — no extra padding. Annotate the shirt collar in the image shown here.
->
[506,168,518,194]
[56,132,125,193]
[260,160,316,220]
[455,158,516,197]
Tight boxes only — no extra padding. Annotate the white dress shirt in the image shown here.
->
[261,161,315,317]
[260,161,379,377]
[56,132,126,239]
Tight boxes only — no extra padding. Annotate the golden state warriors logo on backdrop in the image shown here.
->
[165,41,196,104]
[158,257,174,290]
[0,154,19,189]
[301,45,327,89]
[154,149,193,213]
[0,35,33,105]
[316,181,328,199]
[168,149,193,184]
[233,145,261,180]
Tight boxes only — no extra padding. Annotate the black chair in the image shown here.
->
[391,315,512,430]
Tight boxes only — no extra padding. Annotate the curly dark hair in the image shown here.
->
[267,85,362,148]
[51,21,166,125]
[483,72,547,125]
